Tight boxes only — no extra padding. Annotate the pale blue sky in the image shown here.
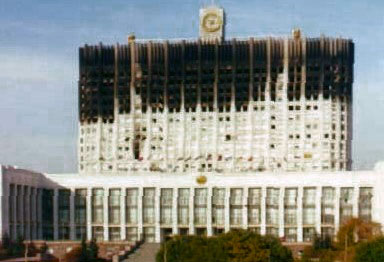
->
[0,0,383,173]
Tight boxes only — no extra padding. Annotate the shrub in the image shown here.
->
[156,230,293,262]
[354,237,384,262]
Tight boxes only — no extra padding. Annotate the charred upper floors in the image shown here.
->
[79,37,354,124]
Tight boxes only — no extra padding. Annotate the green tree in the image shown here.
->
[355,237,384,262]
[12,235,25,256]
[336,218,381,250]
[79,237,89,262]
[156,230,293,262]
[88,238,99,262]
[300,235,337,262]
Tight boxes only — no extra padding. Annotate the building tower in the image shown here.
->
[199,5,225,42]
[78,7,354,175]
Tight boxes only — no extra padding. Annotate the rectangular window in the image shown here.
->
[178,189,189,225]
[109,227,121,241]
[230,189,243,226]
[321,187,335,225]
[266,188,279,225]
[75,189,87,225]
[160,189,173,225]
[303,227,316,242]
[340,187,353,223]
[212,188,225,226]
[92,188,104,224]
[194,188,207,225]
[303,188,316,225]
[126,227,138,242]
[126,188,138,224]
[248,188,261,225]
[359,187,372,222]
[143,227,155,243]
[284,188,297,226]
[58,190,70,224]
[143,188,155,224]
[42,189,54,240]
[109,189,121,225]
[92,226,104,241]
[285,228,297,243]
[76,226,86,240]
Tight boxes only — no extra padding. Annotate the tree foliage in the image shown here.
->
[68,238,101,262]
[302,218,382,262]
[336,218,381,250]
[156,230,293,262]
[355,237,384,262]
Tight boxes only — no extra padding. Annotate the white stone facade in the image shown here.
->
[1,165,382,243]
[79,36,353,175]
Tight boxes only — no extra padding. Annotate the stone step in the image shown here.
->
[123,243,161,262]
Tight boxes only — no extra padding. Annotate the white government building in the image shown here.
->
[1,5,383,244]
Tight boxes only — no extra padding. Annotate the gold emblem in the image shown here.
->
[196,175,207,185]
[202,12,222,33]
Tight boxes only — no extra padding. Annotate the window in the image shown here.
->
[340,187,353,223]
[143,188,155,224]
[109,189,120,225]
[303,188,316,225]
[161,189,173,224]
[92,189,104,224]
[359,188,372,222]
[126,188,138,224]
[321,187,335,225]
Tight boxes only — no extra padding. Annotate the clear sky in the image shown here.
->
[0,0,383,173]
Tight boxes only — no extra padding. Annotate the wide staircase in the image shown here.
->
[123,243,161,262]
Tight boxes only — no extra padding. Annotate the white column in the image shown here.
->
[86,188,92,241]
[189,187,195,235]
[264,39,271,170]
[353,186,359,218]
[261,187,267,235]
[334,187,341,236]
[206,187,213,236]
[120,188,126,240]
[155,187,161,242]
[297,187,303,242]
[278,187,285,238]
[172,188,178,235]
[242,187,248,230]
[315,186,322,234]
[164,107,169,170]
[137,187,143,240]
[96,117,102,172]
[300,38,307,171]
[103,188,109,241]
[282,38,289,170]
[53,188,59,240]
[224,187,230,232]
[69,190,76,240]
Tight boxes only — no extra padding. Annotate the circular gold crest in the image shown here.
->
[196,175,207,185]
[202,12,222,33]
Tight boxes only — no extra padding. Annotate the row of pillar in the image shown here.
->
[5,185,364,243]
